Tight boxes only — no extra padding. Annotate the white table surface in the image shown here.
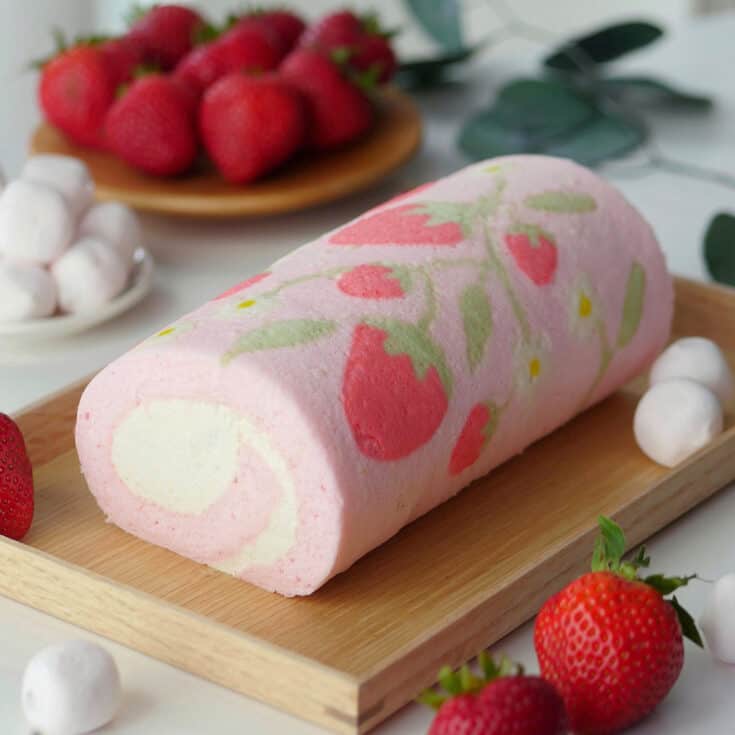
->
[3,14,735,734]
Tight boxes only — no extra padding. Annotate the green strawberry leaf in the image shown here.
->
[670,596,704,648]
[403,0,464,51]
[524,191,597,214]
[617,262,646,348]
[704,212,735,287]
[388,265,413,294]
[591,515,626,572]
[482,402,501,444]
[418,652,521,710]
[222,319,337,364]
[367,318,453,396]
[460,283,492,372]
[508,223,555,248]
[544,21,664,72]
[644,574,696,596]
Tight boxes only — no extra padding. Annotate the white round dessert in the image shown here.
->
[0,179,74,265]
[52,237,129,314]
[22,639,121,735]
[22,154,94,217]
[79,201,141,265]
[650,336,733,406]
[0,260,57,321]
[634,378,723,467]
[700,573,735,664]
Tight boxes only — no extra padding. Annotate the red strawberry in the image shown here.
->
[342,322,450,460]
[253,10,306,53]
[105,74,197,176]
[214,272,270,300]
[449,402,497,476]
[174,44,223,97]
[99,35,146,87]
[216,23,284,72]
[329,203,465,246]
[200,73,306,184]
[337,264,406,299]
[300,10,363,51]
[0,414,34,541]
[174,24,282,98]
[351,33,397,83]
[420,653,567,735]
[129,4,204,69]
[38,45,115,148]
[534,516,702,735]
[505,225,558,286]
[280,48,373,150]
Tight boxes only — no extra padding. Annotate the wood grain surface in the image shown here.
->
[4,276,735,733]
[29,88,422,219]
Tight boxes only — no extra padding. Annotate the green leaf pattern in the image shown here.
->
[222,319,337,364]
[214,181,650,464]
[525,191,597,214]
[617,262,646,348]
[460,283,493,372]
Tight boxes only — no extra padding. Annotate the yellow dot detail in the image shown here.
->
[237,299,256,310]
[578,292,593,318]
[529,357,541,379]
[156,327,175,337]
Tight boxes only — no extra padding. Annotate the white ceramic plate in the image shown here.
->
[0,248,154,341]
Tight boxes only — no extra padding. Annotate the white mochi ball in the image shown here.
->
[651,337,733,406]
[22,639,121,735]
[0,180,74,265]
[52,237,129,314]
[22,155,94,218]
[79,202,141,265]
[634,379,723,467]
[700,574,735,664]
[0,260,57,321]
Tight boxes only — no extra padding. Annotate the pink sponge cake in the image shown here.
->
[76,156,673,596]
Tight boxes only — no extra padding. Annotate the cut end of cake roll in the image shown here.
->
[76,339,346,596]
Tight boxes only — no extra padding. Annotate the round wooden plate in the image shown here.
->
[29,88,422,218]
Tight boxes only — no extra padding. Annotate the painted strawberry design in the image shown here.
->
[337,264,409,299]
[214,272,270,300]
[505,224,558,286]
[329,202,467,246]
[342,321,452,460]
[449,402,498,476]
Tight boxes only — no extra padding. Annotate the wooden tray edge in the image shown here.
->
[0,536,360,733]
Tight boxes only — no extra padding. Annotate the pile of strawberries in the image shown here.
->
[38,4,397,183]
[423,517,703,735]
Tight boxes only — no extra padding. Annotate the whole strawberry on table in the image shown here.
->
[36,4,398,184]
[0,414,34,542]
[423,517,702,735]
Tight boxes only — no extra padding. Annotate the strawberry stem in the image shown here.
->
[417,652,522,710]
[590,516,704,647]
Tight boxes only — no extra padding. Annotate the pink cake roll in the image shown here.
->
[76,155,673,596]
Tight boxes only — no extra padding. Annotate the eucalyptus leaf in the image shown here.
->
[397,44,479,89]
[492,79,596,135]
[544,113,646,166]
[458,79,597,160]
[545,21,664,72]
[403,0,463,50]
[602,76,713,109]
[704,212,735,287]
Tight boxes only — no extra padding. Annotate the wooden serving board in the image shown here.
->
[3,277,735,734]
[29,88,421,218]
